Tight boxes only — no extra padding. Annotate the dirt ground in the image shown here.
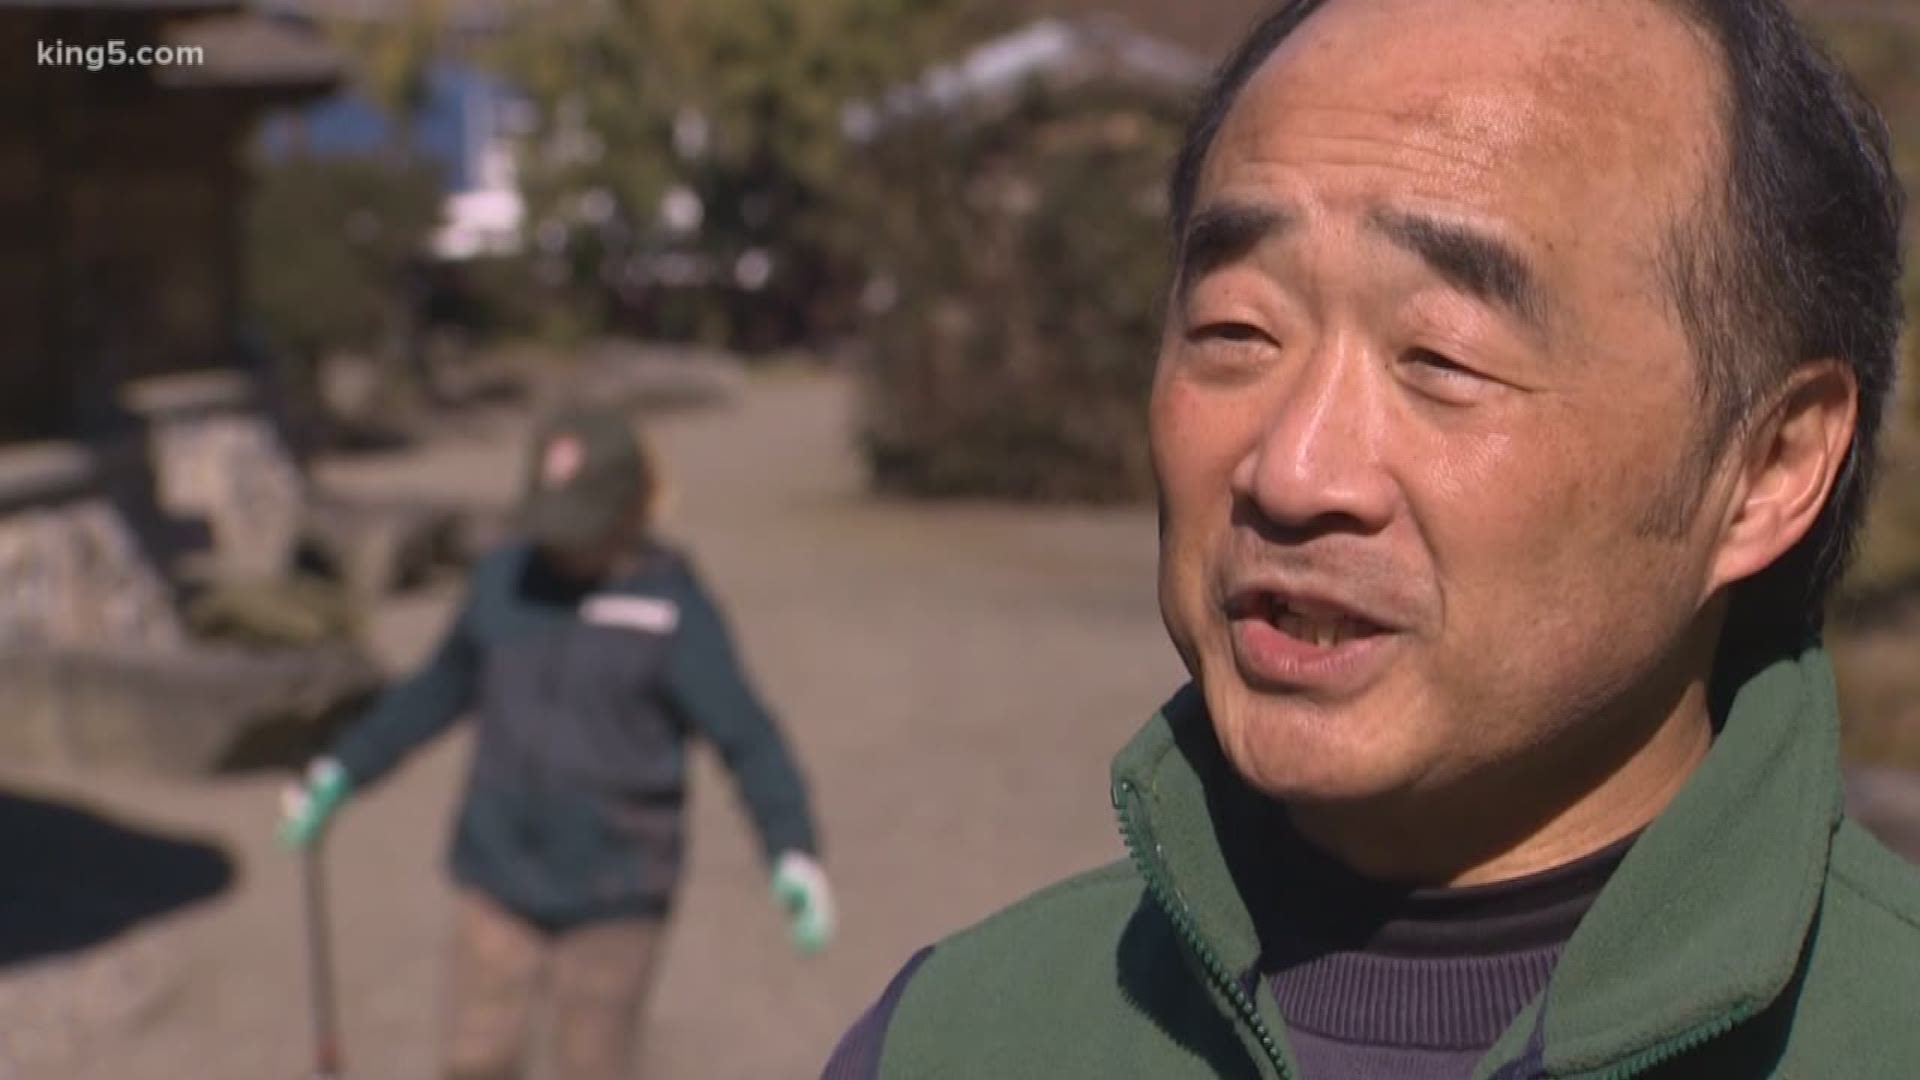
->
[0,369,1185,1080]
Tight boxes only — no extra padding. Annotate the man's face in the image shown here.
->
[1153,0,1739,805]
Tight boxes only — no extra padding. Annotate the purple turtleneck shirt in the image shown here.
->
[1260,826,1636,1080]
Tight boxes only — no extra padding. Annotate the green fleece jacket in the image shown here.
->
[866,648,1920,1078]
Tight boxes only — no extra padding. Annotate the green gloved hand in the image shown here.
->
[278,758,352,850]
[771,851,836,955]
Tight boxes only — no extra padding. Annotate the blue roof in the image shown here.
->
[261,62,520,192]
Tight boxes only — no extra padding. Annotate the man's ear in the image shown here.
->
[1707,359,1858,594]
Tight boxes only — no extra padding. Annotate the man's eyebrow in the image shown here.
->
[1175,203,1294,296]
[1368,209,1550,334]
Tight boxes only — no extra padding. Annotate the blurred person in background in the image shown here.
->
[282,405,833,1080]
[827,0,1920,1077]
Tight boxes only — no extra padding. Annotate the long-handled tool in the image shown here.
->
[300,842,344,1079]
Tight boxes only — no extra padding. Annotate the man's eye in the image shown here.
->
[1405,348,1475,377]
[1400,348,1501,403]
[1175,321,1278,385]
[1188,322,1271,346]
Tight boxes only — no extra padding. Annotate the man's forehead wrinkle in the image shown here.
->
[1202,114,1520,214]
[1243,125,1507,177]
[1216,84,1535,171]
[1206,50,1585,209]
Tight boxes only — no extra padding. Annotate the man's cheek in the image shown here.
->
[1153,373,1256,462]
[1447,426,1609,569]
[1158,549,1212,681]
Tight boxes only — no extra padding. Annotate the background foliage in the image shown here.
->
[245,156,443,363]
[857,84,1184,501]
[498,0,997,352]
[1817,14,1920,605]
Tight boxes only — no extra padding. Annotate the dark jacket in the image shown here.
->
[832,648,1920,1078]
[332,541,817,929]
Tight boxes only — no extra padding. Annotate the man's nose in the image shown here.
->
[1232,338,1396,536]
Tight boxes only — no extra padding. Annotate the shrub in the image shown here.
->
[498,0,985,354]
[245,155,444,362]
[856,84,1185,502]
[1816,16,1920,608]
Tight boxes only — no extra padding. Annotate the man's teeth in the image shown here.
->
[1270,605,1365,647]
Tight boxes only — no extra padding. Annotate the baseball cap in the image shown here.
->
[518,406,650,551]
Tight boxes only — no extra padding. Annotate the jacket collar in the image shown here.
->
[1111,648,1843,1075]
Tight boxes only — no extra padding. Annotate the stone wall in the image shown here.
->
[0,437,184,655]
[0,500,184,653]
[149,410,305,582]
[0,402,379,777]
[0,371,310,653]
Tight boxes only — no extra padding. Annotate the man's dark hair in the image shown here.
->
[1168,0,1907,663]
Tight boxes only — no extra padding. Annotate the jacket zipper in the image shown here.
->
[1584,1006,1752,1080]
[1114,779,1291,1079]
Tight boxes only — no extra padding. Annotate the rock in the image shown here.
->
[148,411,305,583]
[184,576,361,648]
[297,494,468,603]
[0,443,95,515]
[0,498,184,653]
[0,375,388,778]
[317,351,383,421]
[121,371,308,583]
[0,644,380,776]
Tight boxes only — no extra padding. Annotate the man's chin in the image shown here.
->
[1207,693,1427,806]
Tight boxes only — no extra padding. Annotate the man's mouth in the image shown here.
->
[1224,586,1399,691]
[1232,590,1391,646]
[1251,593,1384,649]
